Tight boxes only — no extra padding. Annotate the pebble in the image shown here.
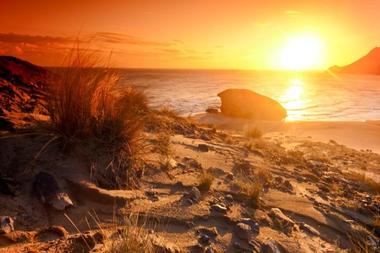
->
[198,144,210,152]
[235,223,252,240]
[210,204,228,214]
[0,216,14,234]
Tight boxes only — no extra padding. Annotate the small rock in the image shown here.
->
[200,133,211,141]
[235,223,252,240]
[196,226,219,238]
[0,216,14,234]
[300,223,320,237]
[225,194,234,202]
[261,240,282,253]
[145,190,159,202]
[205,246,215,253]
[181,186,201,205]
[226,172,234,181]
[198,144,210,152]
[206,107,219,114]
[210,204,228,215]
[198,234,211,245]
[270,208,295,234]
[284,180,293,192]
[239,218,260,235]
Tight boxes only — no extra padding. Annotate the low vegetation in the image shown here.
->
[245,126,263,139]
[236,179,263,208]
[105,214,155,253]
[198,169,215,192]
[47,49,148,189]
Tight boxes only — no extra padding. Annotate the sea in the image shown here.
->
[118,69,380,121]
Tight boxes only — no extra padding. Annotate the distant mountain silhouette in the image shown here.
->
[329,47,380,75]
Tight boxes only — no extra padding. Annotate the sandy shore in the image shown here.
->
[196,113,380,153]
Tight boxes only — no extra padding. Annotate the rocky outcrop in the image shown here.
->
[217,89,287,120]
[329,47,380,75]
[0,56,50,130]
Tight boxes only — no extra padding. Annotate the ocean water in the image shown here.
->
[118,69,380,121]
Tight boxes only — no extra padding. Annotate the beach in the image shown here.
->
[197,113,380,153]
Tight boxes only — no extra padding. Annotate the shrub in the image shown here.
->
[48,50,147,142]
[47,49,148,189]
[198,169,215,192]
[236,180,263,208]
[245,126,263,139]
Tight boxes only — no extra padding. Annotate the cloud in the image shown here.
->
[91,32,171,47]
[0,33,73,44]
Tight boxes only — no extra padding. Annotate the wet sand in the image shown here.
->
[196,113,380,153]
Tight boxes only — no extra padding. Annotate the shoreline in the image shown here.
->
[196,113,380,153]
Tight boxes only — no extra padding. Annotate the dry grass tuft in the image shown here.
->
[47,49,148,189]
[105,214,155,253]
[48,50,147,142]
[198,169,215,192]
[236,180,263,208]
[245,126,263,139]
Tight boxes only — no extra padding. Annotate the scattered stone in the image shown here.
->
[233,241,253,252]
[210,204,228,215]
[34,172,74,211]
[300,223,320,237]
[208,167,226,177]
[0,216,14,234]
[225,194,234,202]
[235,223,252,240]
[206,107,219,114]
[181,186,201,205]
[225,172,234,181]
[270,208,295,234]
[200,132,211,141]
[198,144,210,152]
[196,226,219,239]
[283,180,293,192]
[198,234,211,246]
[183,157,202,169]
[239,218,260,235]
[261,240,282,253]
[145,190,159,202]
[167,157,178,168]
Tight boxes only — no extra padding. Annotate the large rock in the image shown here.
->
[217,89,287,120]
[0,56,50,130]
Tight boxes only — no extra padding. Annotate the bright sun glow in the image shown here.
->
[278,34,324,70]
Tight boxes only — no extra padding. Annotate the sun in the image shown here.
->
[278,34,324,70]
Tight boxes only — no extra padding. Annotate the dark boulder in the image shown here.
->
[217,89,287,120]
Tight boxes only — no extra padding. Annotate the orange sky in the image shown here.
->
[1,0,380,69]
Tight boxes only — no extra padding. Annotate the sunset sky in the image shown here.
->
[1,0,380,70]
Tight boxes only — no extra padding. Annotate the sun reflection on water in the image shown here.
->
[281,78,306,121]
